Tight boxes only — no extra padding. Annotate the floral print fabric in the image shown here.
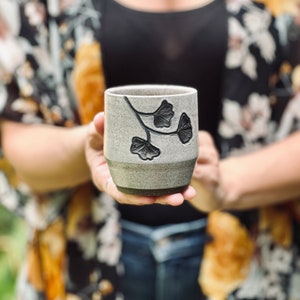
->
[0,0,299,299]
[0,0,122,299]
[200,1,300,300]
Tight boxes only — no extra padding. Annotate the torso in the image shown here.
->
[101,0,227,225]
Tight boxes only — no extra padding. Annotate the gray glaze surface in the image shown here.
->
[104,84,198,196]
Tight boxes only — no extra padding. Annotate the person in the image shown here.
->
[0,1,299,300]
[87,1,300,299]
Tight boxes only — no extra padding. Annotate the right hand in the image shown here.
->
[85,112,197,206]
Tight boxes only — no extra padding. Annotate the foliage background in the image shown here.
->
[0,205,26,300]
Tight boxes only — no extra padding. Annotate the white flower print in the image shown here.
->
[254,232,293,300]
[268,247,293,273]
[97,217,121,266]
[92,193,120,223]
[0,0,20,35]
[33,48,56,75]
[0,172,19,212]
[226,18,247,68]
[0,83,7,112]
[262,273,286,300]
[245,93,271,140]
[23,200,49,229]
[0,36,25,74]
[11,98,38,114]
[226,0,252,13]
[76,230,97,259]
[241,51,257,79]
[275,91,300,140]
[289,269,300,299]
[226,7,276,79]
[16,265,41,300]
[243,9,275,63]
[24,1,46,26]
[93,193,121,266]
[23,194,67,229]
[226,17,258,79]
[219,99,244,137]
[61,0,79,12]
[47,0,60,17]
[219,93,271,143]
[235,261,264,298]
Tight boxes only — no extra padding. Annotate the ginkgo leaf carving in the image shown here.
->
[130,137,160,161]
[176,113,193,144]
[124,96,193,160]
[153,99,174,128]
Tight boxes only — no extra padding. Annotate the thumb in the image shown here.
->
[93,112,105,135]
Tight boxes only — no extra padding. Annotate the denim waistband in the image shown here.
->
[121,218,207,242]
[121,218,208,262]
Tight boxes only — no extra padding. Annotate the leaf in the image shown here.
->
[130,137,160,161]
[153,100,174,128]
[177,113,193,144]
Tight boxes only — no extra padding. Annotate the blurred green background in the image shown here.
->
[0,205,26,300]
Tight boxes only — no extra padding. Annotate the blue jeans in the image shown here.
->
[120,219,208,300]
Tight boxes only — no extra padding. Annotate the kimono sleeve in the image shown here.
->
[0,0,76,126]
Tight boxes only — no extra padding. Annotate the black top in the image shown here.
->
[101,0,228,225]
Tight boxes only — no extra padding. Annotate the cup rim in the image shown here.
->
[105,84,197,98]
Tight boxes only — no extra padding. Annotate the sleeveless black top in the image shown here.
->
[101,0,227,225]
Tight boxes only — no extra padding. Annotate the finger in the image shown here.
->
[93,112,105,135]
[117,193,156,206]
[91,162,111,191]
[198,130,215,147]
[155,185,196,206]
[193,165,219,187]
[91,159,155,205]
[197,145,219,165]
[182,185,197,200]
[155,193,185,206]
[105,178,156,205]
[105,177,113,191]
[87,124,104,151]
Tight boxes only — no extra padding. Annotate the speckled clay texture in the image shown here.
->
[104,84,198,196]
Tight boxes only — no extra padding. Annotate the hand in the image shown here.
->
[85,112,196,206]
[190,131,223,212]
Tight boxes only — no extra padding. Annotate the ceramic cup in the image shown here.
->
[104,84,199,196]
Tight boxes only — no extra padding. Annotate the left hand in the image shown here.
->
[190,131,223,212]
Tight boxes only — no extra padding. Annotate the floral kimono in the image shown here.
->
[0,0,299,300]
[199,1,300,300]
[0,1,122,299]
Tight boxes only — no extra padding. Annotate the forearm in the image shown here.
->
[1,121,91,192]
[220,131,300,210]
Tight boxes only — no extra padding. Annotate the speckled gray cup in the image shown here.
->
[104,84,198,196]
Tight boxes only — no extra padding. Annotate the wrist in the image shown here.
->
[218,157,244,210]
[65,125,91,183]
[190,178,224,212]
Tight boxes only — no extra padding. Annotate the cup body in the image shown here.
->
[104,84,198,196]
